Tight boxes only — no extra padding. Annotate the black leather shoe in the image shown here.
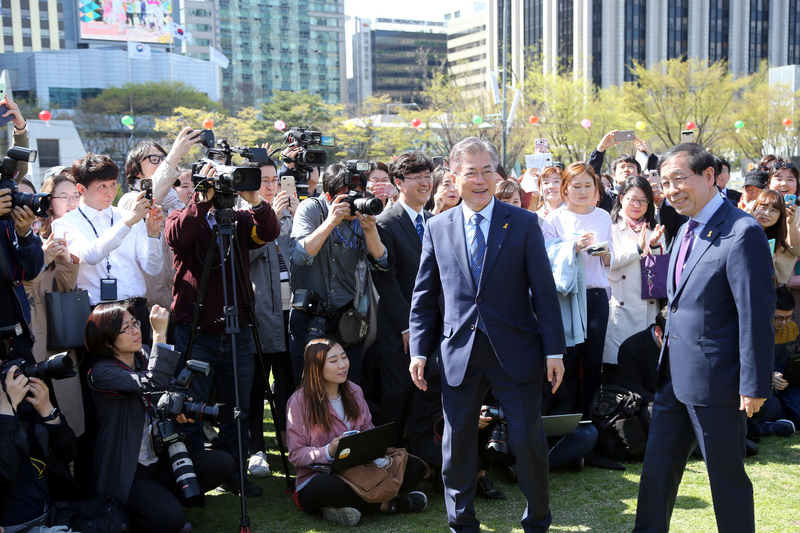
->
[476,475,506,500]
[217,479,263,497]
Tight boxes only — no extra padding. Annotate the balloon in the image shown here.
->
[121,115,134,127]
[472,115,483,125]
[202,118,214,129]
[411,118,422,128]
[686,121,696,130]
[734,120,744,130]
[39,110,52,122]
[528,115,539,124]
[581,118,592,129]
[636,121,646,130]
[783,117,793,127]
[274,119,286,131]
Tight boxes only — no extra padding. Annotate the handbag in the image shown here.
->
[338,303,370,347]
[640,254,670,299]
[336,447,408,503]
[48,497,129,533]
[45,278,92,351]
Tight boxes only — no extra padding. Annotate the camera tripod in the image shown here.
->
[184,198,292,533]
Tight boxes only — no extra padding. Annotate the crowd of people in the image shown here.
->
[0,91,797,533]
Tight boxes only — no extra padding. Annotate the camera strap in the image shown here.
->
[78,207,114,279]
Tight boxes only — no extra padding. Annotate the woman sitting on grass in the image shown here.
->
[287,336,428,527]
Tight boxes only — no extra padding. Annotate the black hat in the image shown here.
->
[743,169,769,189]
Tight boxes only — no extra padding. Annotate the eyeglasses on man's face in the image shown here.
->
[660,173,700,191]
[457,169,496,182]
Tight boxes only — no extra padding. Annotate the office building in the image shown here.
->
[445,4,489,95]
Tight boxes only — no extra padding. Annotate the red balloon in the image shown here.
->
[783,117,793,127]
[686,121,696,130]
[202,119,214,129]
[528,115,539,124]
[39,110,52,122]
[411,118,422,128]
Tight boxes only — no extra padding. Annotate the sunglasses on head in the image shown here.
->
[773,162,797,171]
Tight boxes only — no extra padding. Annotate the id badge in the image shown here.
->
[100,278,118,301]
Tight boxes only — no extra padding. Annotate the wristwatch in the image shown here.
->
[41,406,61,422]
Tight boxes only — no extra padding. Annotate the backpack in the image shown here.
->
[591,385,648,462]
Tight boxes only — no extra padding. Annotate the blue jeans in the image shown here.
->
[174,324,255,468]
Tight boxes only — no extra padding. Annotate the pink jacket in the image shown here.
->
[286,381,374,488]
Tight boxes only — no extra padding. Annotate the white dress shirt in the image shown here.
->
[52,200,164,304]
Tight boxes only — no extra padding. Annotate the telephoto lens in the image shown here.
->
[168,441,204,505]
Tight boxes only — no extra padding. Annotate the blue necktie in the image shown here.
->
[469,214,486,289]
[415,214,424,242]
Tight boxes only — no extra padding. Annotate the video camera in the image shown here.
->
[191,131,264,210]
[343,160,383,216]
[153,360,222,505]
[0,146,51,219]
[0,352,76,382]
[283,125,334,171]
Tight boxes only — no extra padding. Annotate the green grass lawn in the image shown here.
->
[188,419,800,532]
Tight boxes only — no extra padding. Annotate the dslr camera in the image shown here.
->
[291,289,331,345]
[283,125,334,171]
[0,352,76,382]
[153,360,222,505]
[343,160,383,216]
[191,131,264,209]
[0,146,51,219]
[481,404,511,460]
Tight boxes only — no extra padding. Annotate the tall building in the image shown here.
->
[217,0,346,109]
[350,17,447,107]
[486,0,800,88]
[0,0,75,53]
[445,5,489,95]
[178,0,220,61]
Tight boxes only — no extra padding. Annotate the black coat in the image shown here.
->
[617,327,661,403]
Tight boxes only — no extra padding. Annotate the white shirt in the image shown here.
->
[53,200,164,305]
[398,198,426,229]
[544,206,613,290]
[461,197,494,251]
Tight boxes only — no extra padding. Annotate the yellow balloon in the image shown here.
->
[636,121,646,131]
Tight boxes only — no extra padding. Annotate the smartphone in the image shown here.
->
[281,175,296,197]
[140,178,153,201]
[681,130,695,143]
[431,156,444,168]
[0,82,12,127]
[342,430,359,437]
[535,138,550,153]
[586,241,609,256]
[785,194,797,205]
[614,130,635,142]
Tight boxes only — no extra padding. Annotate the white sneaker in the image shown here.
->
[321,507,361,526]
[248,451,272,478]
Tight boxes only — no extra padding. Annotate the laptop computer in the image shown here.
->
[783,353,800,386]
[543,413,583,437]
[331,422,395,473]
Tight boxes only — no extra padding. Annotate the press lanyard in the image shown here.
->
[78,206,114,278]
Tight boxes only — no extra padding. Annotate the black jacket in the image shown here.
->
[617,326,661,403]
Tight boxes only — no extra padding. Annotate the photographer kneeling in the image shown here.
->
[87,304,233,533]
[289,163,388,386]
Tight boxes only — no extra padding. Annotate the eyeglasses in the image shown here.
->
[404,174,433,183]
[144,154,166,165]
[119,319,142,335]
[660,173,699,191]
[52,193,81,202]
[753,205,780,215]
[773,315,794,324]
[623,196,648,206]
[773,163,797,171]
[457,170,496,182]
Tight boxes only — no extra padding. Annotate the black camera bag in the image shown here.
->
[591,385,647,462]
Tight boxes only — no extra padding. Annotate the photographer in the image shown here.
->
[86,304,233,533]
[0,364,83,532]
[289,162,389,386]
[164,163,280,497]
[1,94,30,181]
[279,146,320,198]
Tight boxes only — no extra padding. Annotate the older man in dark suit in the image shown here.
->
[409,137,566,532]
[372,151,434,445]
[633,143,775,533]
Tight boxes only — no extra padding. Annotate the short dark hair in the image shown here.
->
[367,161,389,177]
[716,156,730,174]
[655,306,667,331]
[657,143,716,177]
[125,141,167,188]
[321,162,350,197]
[612,154,641,175]
[388,151,433,182]
[495,179,521,202]
[84,302,136,359]
[72,152,119,188]
[244,157,278,171]
[495,164,509,181]
[776,286,796,312]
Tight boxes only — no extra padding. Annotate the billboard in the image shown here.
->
[79,0,173,44]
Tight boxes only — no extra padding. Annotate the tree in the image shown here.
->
[623,58,749,152]
[327,95,414,161]
[82,81,223,116]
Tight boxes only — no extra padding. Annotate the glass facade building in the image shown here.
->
[708,0,730,63]
[749,0,769,73]
[371,28,447,104]
[623,0,646,81]
[667,0,689,60]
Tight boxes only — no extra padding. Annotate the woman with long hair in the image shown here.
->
[425,167,460,214]
[543,162,613,417]
[751,189,800,285]
[287,336,428,527]
[603,175,665,379]
[86,303,233,533]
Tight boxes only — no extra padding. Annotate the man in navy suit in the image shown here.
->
[633,143,775,533]
[372,151,434,445]
[409,137,566,532]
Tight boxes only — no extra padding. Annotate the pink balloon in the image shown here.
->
[580,118,592,129]
[274,120,286,131]
[39,110,52,122]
